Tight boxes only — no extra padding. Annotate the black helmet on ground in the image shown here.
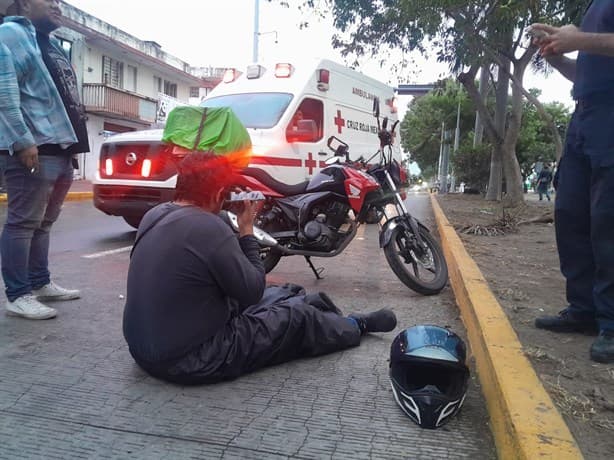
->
[389,325,470,429]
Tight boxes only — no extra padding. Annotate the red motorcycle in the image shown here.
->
[230,99,448,295]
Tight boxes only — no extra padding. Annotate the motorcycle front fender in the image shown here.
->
[379,216,429,248]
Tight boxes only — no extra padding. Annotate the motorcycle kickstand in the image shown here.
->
[304,256,324,280]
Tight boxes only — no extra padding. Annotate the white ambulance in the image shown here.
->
[93,58,400,228]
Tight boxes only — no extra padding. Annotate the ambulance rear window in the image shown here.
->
[201,93,293,129]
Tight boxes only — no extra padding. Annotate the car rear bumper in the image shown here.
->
[93,184,175,218]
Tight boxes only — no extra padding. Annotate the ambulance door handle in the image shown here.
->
[318,151,328,156]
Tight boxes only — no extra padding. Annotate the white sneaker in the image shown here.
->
[32,281,80,301]
[6,294,57,320]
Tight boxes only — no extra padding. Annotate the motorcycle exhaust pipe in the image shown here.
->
[222,211,279,248]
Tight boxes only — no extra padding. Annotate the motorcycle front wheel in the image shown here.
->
[383,225,448,295]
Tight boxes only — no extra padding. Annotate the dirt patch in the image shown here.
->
[437,193,614,460]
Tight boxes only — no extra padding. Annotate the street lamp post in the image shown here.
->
[253,0,260,62]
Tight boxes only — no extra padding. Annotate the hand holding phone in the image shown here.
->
[228,190,266,201]
[527,26,549,40]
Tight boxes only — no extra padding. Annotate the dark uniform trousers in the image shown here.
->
[555,95,614,332]
[133,284,362,384]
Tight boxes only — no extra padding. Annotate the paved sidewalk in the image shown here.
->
[0,198,496,460]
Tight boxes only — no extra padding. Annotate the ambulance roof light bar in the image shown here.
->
[246,64,265,79]
[275,63,293,78]
[223,68,238,83]
[317,68,329,91]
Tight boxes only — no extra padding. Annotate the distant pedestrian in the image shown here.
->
[0,0,90,320]
[536,164,553,201]
[532,1,614,364]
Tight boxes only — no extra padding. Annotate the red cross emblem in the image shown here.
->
[334,110,345,134]
[305,152,318,175]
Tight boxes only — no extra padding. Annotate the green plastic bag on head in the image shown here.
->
[162,106,252,168]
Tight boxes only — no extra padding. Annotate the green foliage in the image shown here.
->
[402,81,571,187]
[323,0,590,68]
[516,97,571,177]
[452,143,491,193]
[401,79,475,173]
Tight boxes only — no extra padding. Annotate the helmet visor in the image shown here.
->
[402,325,467,363]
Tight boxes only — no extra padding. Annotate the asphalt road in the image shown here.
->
[0,193,496,459]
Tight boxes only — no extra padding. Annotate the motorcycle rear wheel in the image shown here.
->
[383,225,448,295]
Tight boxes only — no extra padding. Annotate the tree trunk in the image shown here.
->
[485,62,509,201]
[501,141,524,205]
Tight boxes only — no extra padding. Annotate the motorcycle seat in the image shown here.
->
[242,167,309,196]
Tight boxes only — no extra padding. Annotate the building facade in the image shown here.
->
[1,0,224,180]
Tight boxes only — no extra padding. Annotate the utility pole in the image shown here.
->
[451,97,461,192]
[439,130,452,194]
[437,121,445,186]
[252,0,260,63]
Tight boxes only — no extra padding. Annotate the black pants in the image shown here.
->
[134,284,361,384]
[555,102,614,332]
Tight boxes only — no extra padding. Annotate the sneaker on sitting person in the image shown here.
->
[590,330,614,364]
[348,308,397,335]
[6,294,57,320]
[32,281,80,301]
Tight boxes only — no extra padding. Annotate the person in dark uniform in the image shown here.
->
[536,163,553,201]
[122,153,397,384]
[532,1,614,363]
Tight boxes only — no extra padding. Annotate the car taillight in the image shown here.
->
[105,158,113,176]
[141,159,152,178]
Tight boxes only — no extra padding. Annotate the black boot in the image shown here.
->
[590,330,614,364]
[535,309,598,335]
[349,309,397,335]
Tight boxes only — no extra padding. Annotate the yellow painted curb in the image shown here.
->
[431,195,583,460]
[0,192,92,203]
[63,192,93,201]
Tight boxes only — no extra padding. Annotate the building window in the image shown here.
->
[189,86,200,98]
[154,76,162,94]
[125,65,137,92]
[57,37,73,61]
[163,80,177,98]
[102,55,123,89]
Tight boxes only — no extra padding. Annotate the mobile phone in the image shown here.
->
[526,26,549,40]
[228,190,265,201]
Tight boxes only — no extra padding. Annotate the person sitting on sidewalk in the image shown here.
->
[122,153,397,384]
[0,0,88,320]
[536,163,553,201]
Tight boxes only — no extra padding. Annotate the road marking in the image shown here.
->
[356,224,365,240]
[83,246,133,259]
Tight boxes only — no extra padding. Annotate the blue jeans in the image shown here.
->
[0,154,73,301]
[537,185,551,201]
[556,105,614,332]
